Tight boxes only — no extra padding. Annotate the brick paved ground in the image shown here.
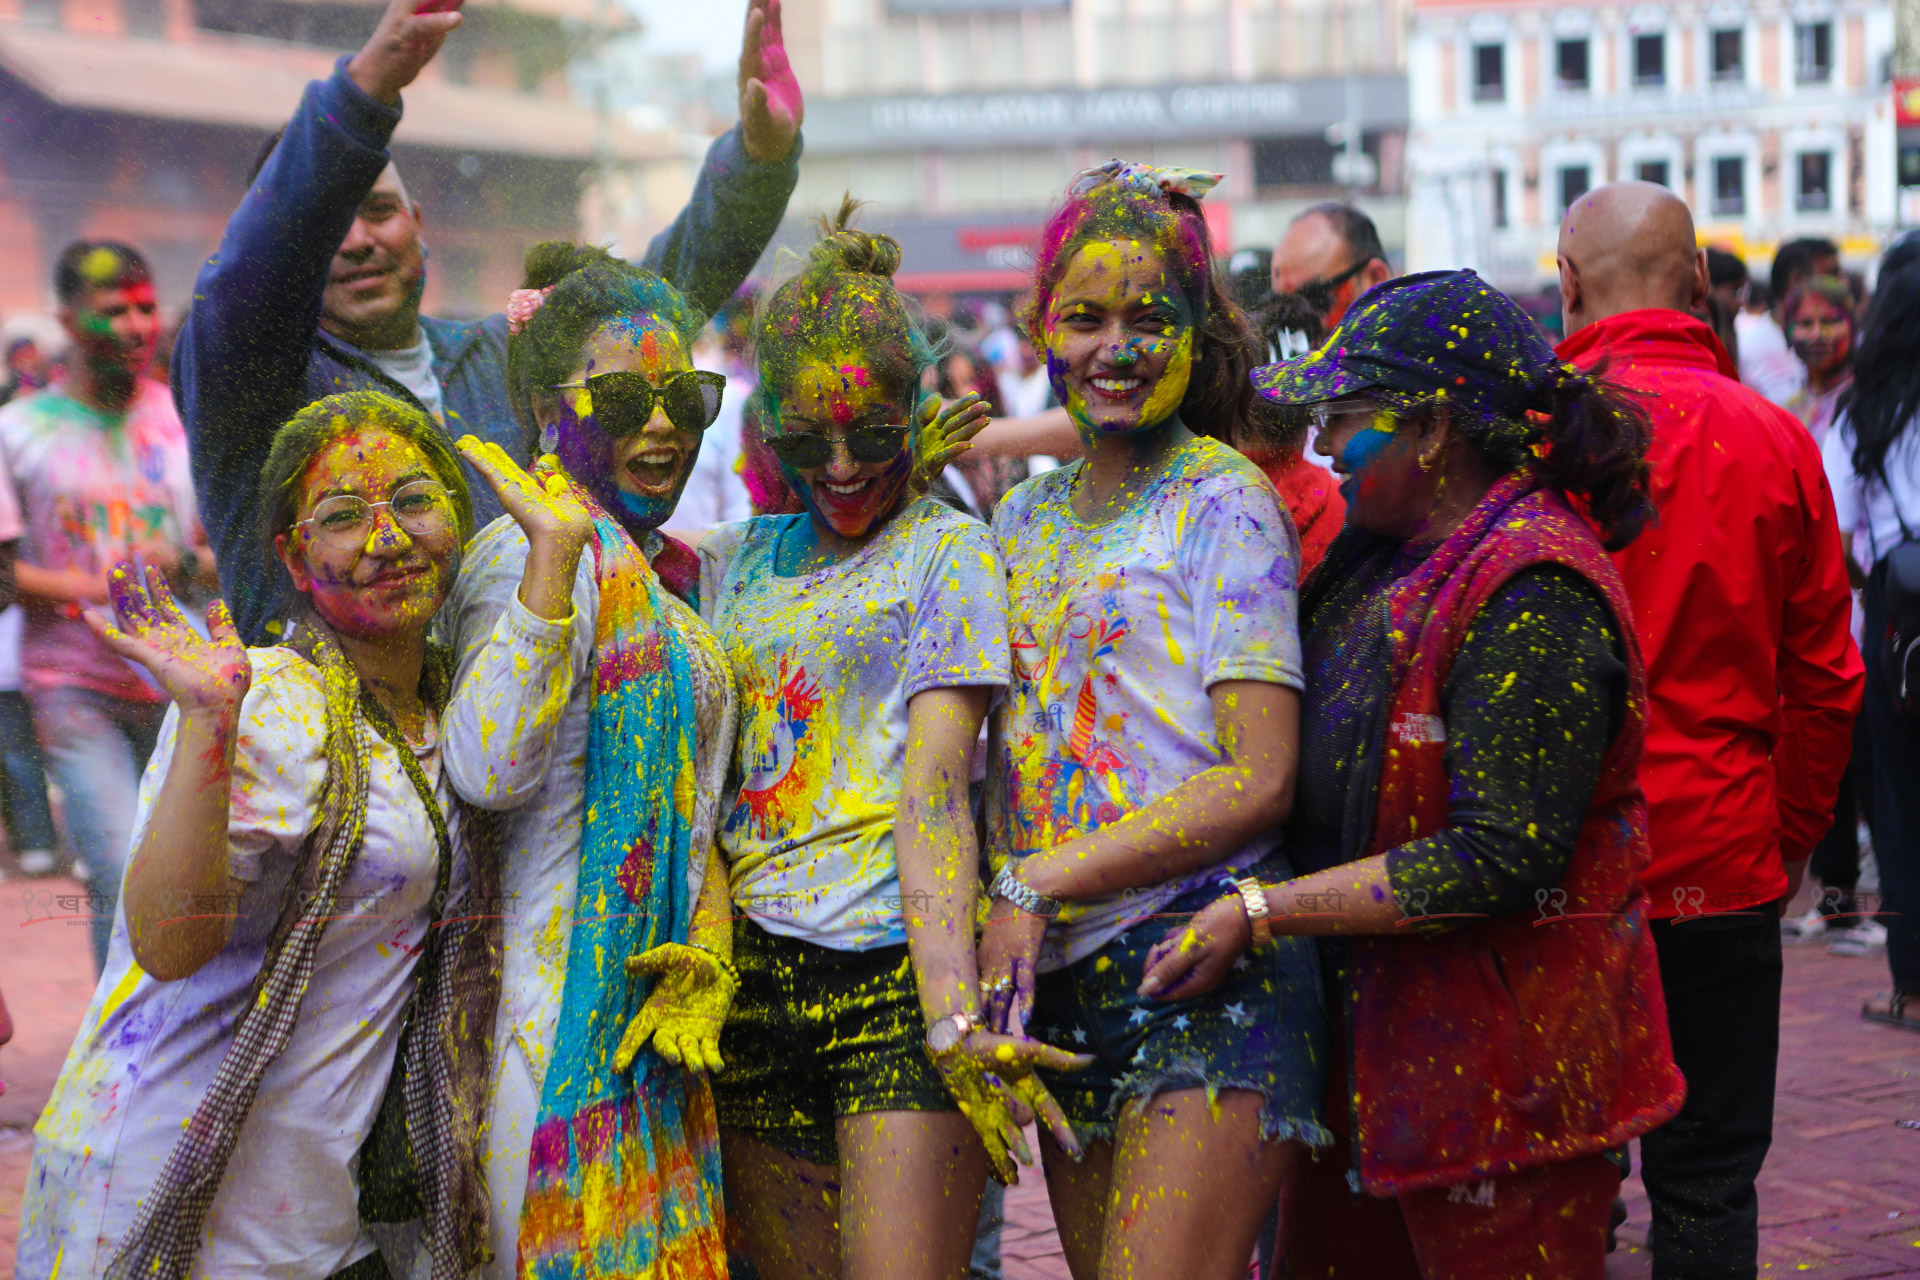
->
[3,878,1917,1278]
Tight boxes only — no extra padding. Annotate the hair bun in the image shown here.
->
[809,194,902,280]
[521,240,622,291]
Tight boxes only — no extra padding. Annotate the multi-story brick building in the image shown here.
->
[0,0,683,320]
[1406,0,1896,288]
[775,0,1413,291]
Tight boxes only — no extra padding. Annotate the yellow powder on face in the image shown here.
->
[1137,328,1194,425]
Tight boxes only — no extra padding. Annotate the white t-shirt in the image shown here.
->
[1824,410,1920,567]
[0,606,23,692]
[1735,310,1806,407]
[699,500,1011,950]
[363,330,445,424]
[18,647,448,1280]
[988,436,1305,969]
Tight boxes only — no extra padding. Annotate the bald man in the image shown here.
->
[1558,182,1862,1280]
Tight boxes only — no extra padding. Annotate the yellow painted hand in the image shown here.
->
[614,942,737,1075]
[932,1031,1092,1185]
[909,392,992,497]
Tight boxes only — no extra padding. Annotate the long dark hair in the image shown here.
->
[1379,368,1653,551]
[1528,364,1656,550]
[1022,175,1261,442]
[1844,261,1920,486]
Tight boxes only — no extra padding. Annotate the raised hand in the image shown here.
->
[457,437,593,622]
[911,392,992,498]
[738,0,804,164]
[86,564,249,720]
[615,942,738,1075]
[932,1030,1091,1184]
[347,0,464,106]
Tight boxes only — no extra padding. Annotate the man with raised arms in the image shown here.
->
[174,0,804,643]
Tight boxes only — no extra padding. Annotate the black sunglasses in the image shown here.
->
[551,369,726,436]
[763,426,911,470]
[1296,260,1370,314]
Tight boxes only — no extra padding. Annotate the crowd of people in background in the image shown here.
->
[0,0,1912,1277]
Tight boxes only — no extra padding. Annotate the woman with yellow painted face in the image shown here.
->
[697,200,1091,1280]
[977,161,1330,1280]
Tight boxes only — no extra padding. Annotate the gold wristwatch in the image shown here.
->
[1231,875,1274,951]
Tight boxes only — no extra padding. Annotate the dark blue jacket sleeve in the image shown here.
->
[636,127,800,319]
[171,58,399,637]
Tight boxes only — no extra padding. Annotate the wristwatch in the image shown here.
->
[1231,875,1275,952]
[926,1010,981,1054]
[991,863,1063,919]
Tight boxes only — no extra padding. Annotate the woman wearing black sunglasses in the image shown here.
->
[695,200,1090,1280]
[437,242,745,1276]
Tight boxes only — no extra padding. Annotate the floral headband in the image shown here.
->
[1069,159,1223,201]
[506,286,553,335]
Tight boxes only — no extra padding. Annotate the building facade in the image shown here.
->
[0,0,683,321]
[1406,0,1897,289]
[777,0,1412,291]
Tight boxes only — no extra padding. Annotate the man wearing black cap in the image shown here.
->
[1558,181,1861,1280]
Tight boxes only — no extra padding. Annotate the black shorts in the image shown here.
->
[711,918,954,1165]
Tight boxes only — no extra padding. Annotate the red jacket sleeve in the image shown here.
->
[1774,434,1865,863]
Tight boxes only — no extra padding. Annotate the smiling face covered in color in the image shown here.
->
[276,426,463,644]
[1042,237,1197,438]
[538,317,704,531]
[771,357,916,541]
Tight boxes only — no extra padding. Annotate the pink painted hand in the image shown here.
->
[348,0,464,105]
[615,942,738,1076]
[738,0,804,164]
[84,563,249,720]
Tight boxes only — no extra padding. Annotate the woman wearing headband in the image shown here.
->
[440,243,739,1277]
[1142,270,1686,1278]
[978,161,1329,1279]
[700,202,1087,1280]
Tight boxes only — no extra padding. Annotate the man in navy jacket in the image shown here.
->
[174,0,804,642]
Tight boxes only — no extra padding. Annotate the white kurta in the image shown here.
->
[18,648,449,1280]
[441,517,736,1277]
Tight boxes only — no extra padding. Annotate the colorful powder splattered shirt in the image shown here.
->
[17,647,451,1279]
[0,377,200,700]
[987,434,1303,970]
[699,498,1011,950]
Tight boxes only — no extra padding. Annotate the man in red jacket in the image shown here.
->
[1557,181,1862,1279]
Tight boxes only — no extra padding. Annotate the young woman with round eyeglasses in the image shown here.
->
[18,390,555,1280]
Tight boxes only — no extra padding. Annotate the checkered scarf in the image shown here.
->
[104,618,503,1280]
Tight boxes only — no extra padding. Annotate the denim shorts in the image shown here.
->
[712,918,953,1166]
[1028,873,1332,1148]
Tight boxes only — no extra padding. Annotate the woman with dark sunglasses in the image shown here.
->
[695,200,1089,1280]
[438,242,744,1277]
